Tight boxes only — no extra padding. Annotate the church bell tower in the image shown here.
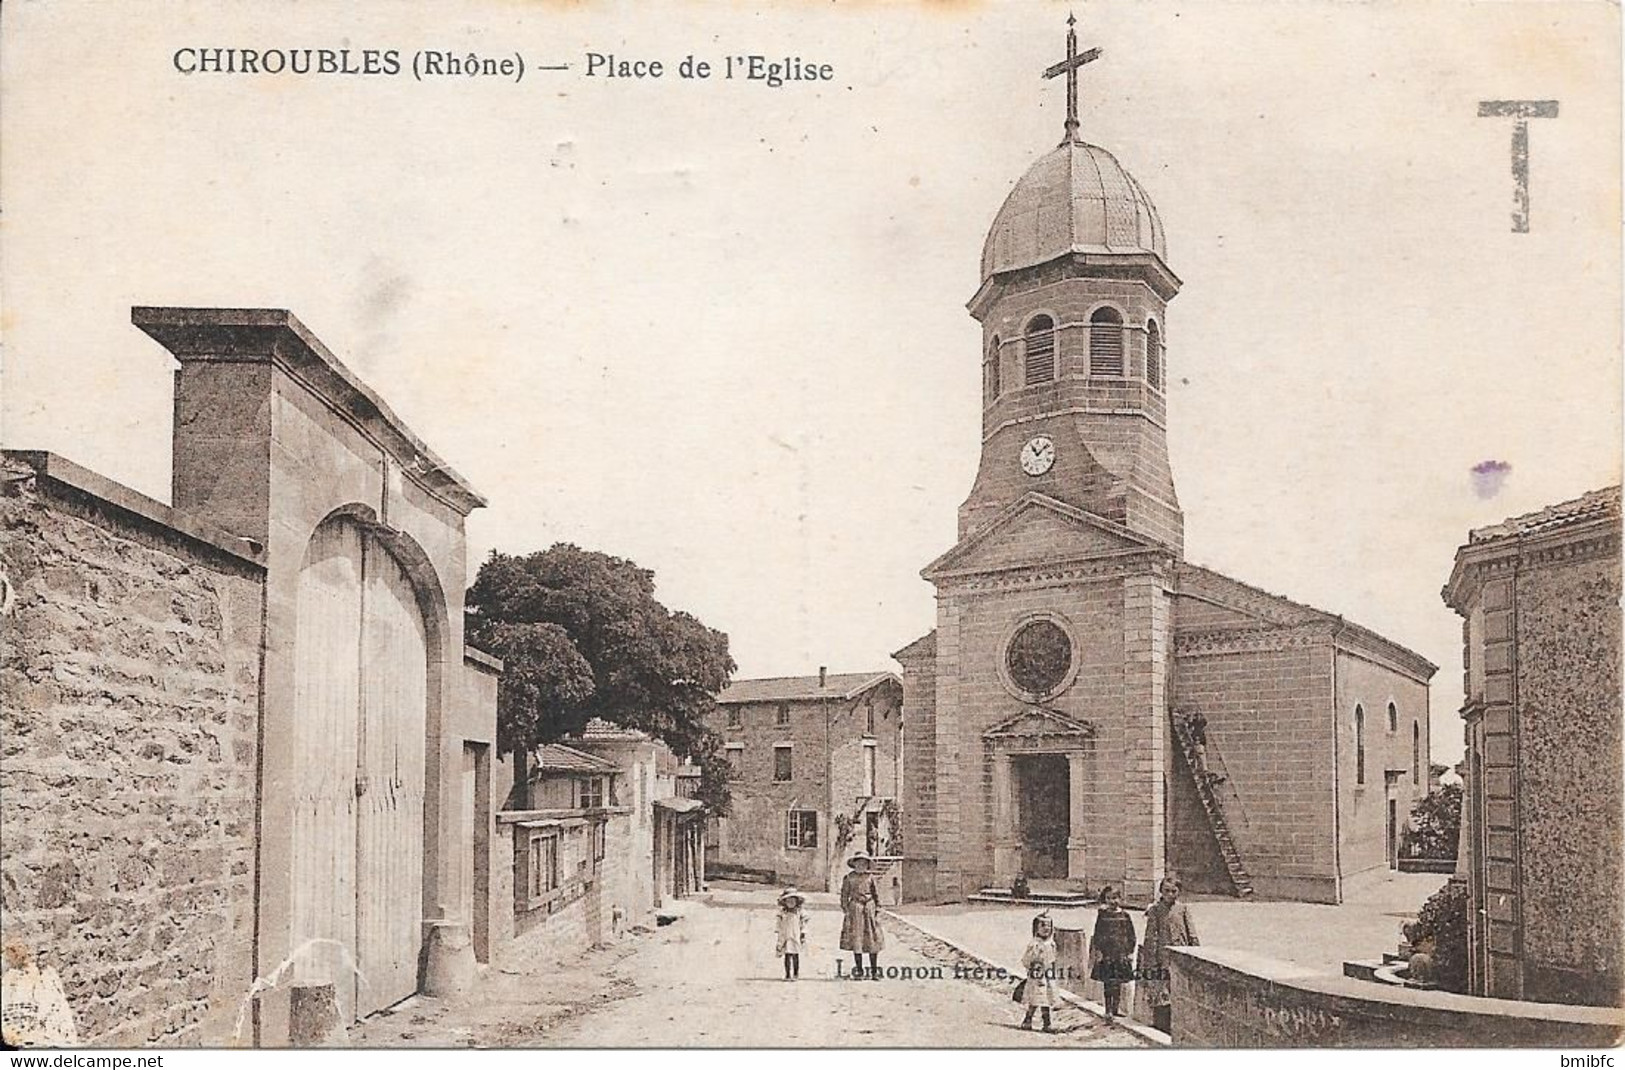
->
[959,16,1183,553]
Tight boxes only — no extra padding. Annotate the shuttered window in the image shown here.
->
[1146,320,1163,390]
[1024,316,1056,385]
[987,336,1002,398]
[1090,307,1125,376]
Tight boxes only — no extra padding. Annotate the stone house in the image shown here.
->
[0,308,514,1045]
[1442,486,1622,1006]
[896,49,1436,907]
[487,723,706,975]
[708,670,903,895]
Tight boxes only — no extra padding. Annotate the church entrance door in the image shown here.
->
[1015,753,1070,879]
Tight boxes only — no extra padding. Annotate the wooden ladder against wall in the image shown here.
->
[1169,711,1255,899]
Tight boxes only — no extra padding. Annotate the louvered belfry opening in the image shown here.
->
[1024,315,1056,385]
[1146,320,1162,390]
[987,335,1002,399]
[1089,306,1125,376]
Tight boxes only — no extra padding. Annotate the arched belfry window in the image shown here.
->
[1089,307,1125,376]
[987,336,1002,399]
[1024,316,1056,385]
[1355,705,1366,785]
[1145,320,1163,391]
[1388,701,1398,732]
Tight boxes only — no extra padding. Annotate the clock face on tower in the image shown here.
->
[1019,435,1056,476]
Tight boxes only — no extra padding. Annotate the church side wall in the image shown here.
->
[1333,651,1430,884]
[0,464,264,1046]
[1170,636,1338,903]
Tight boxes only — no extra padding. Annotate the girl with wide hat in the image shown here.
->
[839,854,885,977]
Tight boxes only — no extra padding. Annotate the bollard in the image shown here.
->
[422,920,477,997]
[1053,924,1089,999]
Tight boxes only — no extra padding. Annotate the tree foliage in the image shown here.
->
[465,544,736,811]
[1403,878,1470,993]
[1402,784,1462,861]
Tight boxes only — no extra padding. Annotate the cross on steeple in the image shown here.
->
[1043,14,1102,144]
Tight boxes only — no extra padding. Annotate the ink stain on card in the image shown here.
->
[1471,460,1512,499]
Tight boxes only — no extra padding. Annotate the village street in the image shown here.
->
[351,887,1146,1048]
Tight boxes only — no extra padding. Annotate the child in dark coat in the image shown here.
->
[1090,885,1137,1017]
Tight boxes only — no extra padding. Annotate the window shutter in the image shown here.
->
[1090,308,1124,376]
[1024,317,1056,385]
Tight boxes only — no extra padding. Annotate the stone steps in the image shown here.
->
[970,888,1096,906]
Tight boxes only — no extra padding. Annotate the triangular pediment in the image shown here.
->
[983,706,1097,741]
[924,494,1157,580]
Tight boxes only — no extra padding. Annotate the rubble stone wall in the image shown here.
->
[0,460,265,1045]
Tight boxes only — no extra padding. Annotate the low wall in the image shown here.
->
[1169,946,1624,1047]
[1398,858,1457,875]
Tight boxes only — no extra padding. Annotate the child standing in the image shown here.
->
[1089,885,1137,1017]
[775,888,808,981]
[1019,912,1058,1032]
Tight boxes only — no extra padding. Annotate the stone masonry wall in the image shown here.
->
[1170,637,1338,902]
[1168,946,1623,1048]
[944,575,1127,896]
[1334,650,1431,882]
[1515,554,1622,1005]
[712,700,837,888]
[0,470,264,1046]
[896,641,937,902]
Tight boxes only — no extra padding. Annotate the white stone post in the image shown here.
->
[992,753,1020,883]
[1067,750,1088,881]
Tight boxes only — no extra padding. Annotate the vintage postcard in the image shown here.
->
[1,0,1620,1056]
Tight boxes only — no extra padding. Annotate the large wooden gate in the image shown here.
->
[291,519,428,1021]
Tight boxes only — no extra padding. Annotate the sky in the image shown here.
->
[3,0,1620,767]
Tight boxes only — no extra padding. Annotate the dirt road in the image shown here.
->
[353,888,1145,1048]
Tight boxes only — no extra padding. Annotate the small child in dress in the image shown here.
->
[775,888,808,981]
[1019,912,1058,1032]
[1090,884,1138,1017]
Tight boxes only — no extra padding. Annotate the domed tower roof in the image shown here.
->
[980,140,1167,281]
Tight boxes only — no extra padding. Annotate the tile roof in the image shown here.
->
[533,743,619,775]
[717,671,902,705]
[1469,486,1621,544]
[575,717,651,742]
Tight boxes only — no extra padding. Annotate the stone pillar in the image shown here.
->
[1067,750,1088,881]
[933,599,966,897]
[1122,568,1172,902]
[991,753,1020,883]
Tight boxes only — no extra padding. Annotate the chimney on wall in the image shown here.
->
[819,666,828,688]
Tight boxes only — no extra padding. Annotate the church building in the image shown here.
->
[896,24,1437,906]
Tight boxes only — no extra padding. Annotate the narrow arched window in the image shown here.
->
[987,336,1002,399]
[1355,705,1366,785]
[1145,320,1163,390]
[1388,701,1398,732]
[1412,721,1421,785]
[1089,307,1125,376]
[1024,315,1056,385]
